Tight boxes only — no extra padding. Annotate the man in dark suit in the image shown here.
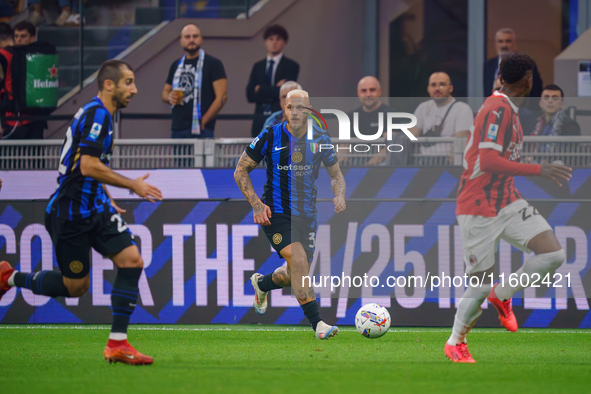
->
[246,25,299,137]
[483,28,542,98]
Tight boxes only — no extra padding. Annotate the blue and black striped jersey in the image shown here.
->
[47,97,114,220]
[245,122,338,219]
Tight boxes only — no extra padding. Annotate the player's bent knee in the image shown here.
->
[64,277,90,297]
[128,255,144,269]
[112,246,144,269]
[538,249,565,272]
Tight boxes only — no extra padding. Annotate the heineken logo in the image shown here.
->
[26,54,59,108]
[33,79,59,88]
[48,64,58,78]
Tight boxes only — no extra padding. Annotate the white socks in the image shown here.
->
[447,249,565,346]
[109,332,127,341]
[7,271,17,287]
[447,283,491,346]
[495,249,565,301]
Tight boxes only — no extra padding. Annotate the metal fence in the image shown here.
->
[1,137,590,170]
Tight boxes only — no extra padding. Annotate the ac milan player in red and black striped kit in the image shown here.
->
[445,53,573,363]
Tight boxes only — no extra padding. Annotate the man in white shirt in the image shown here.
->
[410,72,474,157]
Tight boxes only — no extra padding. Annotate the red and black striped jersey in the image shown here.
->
[457,91,532,217]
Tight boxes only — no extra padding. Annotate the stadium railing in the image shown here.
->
[1,136,591,170]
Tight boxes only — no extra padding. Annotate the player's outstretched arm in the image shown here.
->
[234,152,271,226]
[479,149,573,187]
[326,161,346,213]
[80,155,163,202]
[539,162,573,187]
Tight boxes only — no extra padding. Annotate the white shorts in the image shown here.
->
[457,199,553,274]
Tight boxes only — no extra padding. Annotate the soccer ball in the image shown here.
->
[355,303,391,339]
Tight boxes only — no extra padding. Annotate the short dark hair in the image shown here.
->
[97,60,134,91]
[499,52,535,84]
[13,21,35,37]
[542,84,564,97]
[263,25,288,42]
[0,22,12,41]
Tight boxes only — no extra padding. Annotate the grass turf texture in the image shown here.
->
[0,325,590,393]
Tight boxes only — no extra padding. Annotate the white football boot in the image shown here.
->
[250,273,268,314]
[315,321,339,339]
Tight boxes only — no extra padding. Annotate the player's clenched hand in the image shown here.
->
[131,173,163,202]
[539,163,573,187]
[253,202,272,226]
[333,196,346,213]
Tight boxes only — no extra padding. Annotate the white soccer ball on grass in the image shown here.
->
[355,303,391,339]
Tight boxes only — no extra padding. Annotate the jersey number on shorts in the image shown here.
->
[519,205,539,221]
[111,213,128,232]
[308,232,316,249]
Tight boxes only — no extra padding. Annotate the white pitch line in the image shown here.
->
[0,325,589,334]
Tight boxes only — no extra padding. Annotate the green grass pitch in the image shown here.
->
[0,325,590,393]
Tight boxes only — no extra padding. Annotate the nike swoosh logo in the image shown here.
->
[108,130,113,135]
[123,354,135,359]
[274,146,287,151]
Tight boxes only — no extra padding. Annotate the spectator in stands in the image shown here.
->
[411,72,473,138]
[347,76,407,166]
[13,21,35,46]
[246,25,299,137]
[161,23,227,139]
[0,22,13,47]
[0,21,47,140]
[483,28,542,97]
[260,80,301,131]
[0,1,14,23]
[410,72,474,158]
[28,0,80,27]
[529,84,581,136]
[353,76,390,131]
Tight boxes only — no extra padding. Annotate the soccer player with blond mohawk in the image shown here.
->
[234,90,346,339]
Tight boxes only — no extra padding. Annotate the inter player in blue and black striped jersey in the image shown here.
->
[234,89,346,339]
[0,60,162,365]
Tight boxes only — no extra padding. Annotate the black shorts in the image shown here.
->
[263,214,317,263]
[44,209,135,279]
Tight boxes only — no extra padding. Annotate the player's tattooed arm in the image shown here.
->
[326,162,346,213]
[234,152,260,206]
[234,152,272,225]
